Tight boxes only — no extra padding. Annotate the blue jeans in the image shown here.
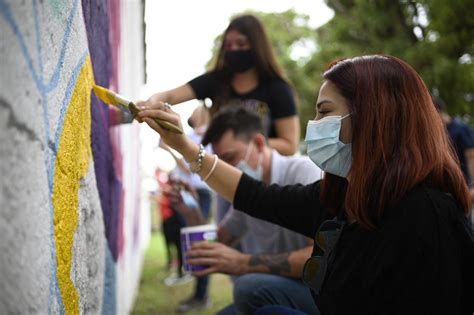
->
[255,305,308,315]
[217,273,319,315]
[194,188,213,299]
[196,188,212,219]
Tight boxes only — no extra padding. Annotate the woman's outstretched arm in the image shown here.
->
[138,105,243,202]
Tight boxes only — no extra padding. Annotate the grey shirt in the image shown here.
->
[221,150,323,254]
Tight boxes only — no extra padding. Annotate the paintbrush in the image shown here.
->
[93,85,183,134]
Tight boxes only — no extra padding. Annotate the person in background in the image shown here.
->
[138,13,301,240]
[154,168,175,271]
[137,13,300,156]
[161,104,216,307]
[163,104,214,221]
[435,97,474,201]
[434,96,474,234]
[159,173,193,286]
[138,54,474,314]
[171,106,321,314]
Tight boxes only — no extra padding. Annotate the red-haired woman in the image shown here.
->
[138,55,473,314]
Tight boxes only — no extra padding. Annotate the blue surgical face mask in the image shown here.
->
[236,142,263,180]
[305,114,352,178]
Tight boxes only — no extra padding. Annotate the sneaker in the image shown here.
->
[163,273,194,286]
[176,296,212,313]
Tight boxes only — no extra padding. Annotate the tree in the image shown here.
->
[309,0,474,121]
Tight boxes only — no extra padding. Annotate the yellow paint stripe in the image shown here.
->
[52,56,94,315]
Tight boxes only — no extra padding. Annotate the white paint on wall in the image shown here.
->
[72,161,106,314]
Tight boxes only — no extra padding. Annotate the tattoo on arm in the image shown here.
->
[249,252,291,275]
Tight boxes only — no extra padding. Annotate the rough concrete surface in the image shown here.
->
[0,1,147,313]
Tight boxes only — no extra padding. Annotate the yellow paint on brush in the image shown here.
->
[52,56,94,315]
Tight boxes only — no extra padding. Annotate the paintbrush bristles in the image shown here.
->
[92,85,183,134]
[93,85,117,105]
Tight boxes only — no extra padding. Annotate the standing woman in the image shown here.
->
[139,14,300,156]
[139,54,473,314]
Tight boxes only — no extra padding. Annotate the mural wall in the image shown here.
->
[0,0,147,313]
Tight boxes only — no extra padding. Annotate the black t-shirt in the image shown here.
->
[234,175,474,314]
[188,71,297,138]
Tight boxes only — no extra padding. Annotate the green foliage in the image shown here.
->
[254,10,321,136]
[311,0,474,118]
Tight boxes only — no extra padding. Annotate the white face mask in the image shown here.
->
[305,114,352,178]
[236,142,263,180]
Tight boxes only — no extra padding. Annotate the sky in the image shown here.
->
[139,0,334,180]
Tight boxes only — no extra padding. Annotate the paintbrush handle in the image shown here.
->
[154,118,184,134]
[128,102,183,134]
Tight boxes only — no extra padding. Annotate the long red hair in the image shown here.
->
[320,55,470,229]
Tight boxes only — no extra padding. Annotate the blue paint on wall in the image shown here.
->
[101,246,117,315]
[0,0,78,94]
[0,1,83,313]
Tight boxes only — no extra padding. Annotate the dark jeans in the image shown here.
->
[255,305,308,315]
[162,214,185,276]
[216,274,319,315]
[194,188,213,299]
[196,188,212,219]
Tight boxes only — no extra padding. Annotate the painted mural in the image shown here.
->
[0,0,145,314]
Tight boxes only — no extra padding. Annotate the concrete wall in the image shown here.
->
[0,0,147,314]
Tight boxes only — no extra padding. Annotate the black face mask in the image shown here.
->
[224,50,255,73]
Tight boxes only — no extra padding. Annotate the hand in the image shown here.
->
[136,94,165,110]
[186,242,250,276]
[178,180,199,199]
[135,99,146,110]
[168,183,199,216]
[167,182,184,207]
[137,102,195,156]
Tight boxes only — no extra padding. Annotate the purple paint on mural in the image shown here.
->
[90,97,122,262]
[107,0,121,90]
[82,0,112,85]
[110,129,125,257]
[82,0,122,261]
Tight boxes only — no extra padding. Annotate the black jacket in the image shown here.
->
[234,175,474,315]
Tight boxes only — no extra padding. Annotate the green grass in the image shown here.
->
[131,232,233,315]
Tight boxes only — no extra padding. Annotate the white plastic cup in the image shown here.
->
[180,224,217,273]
